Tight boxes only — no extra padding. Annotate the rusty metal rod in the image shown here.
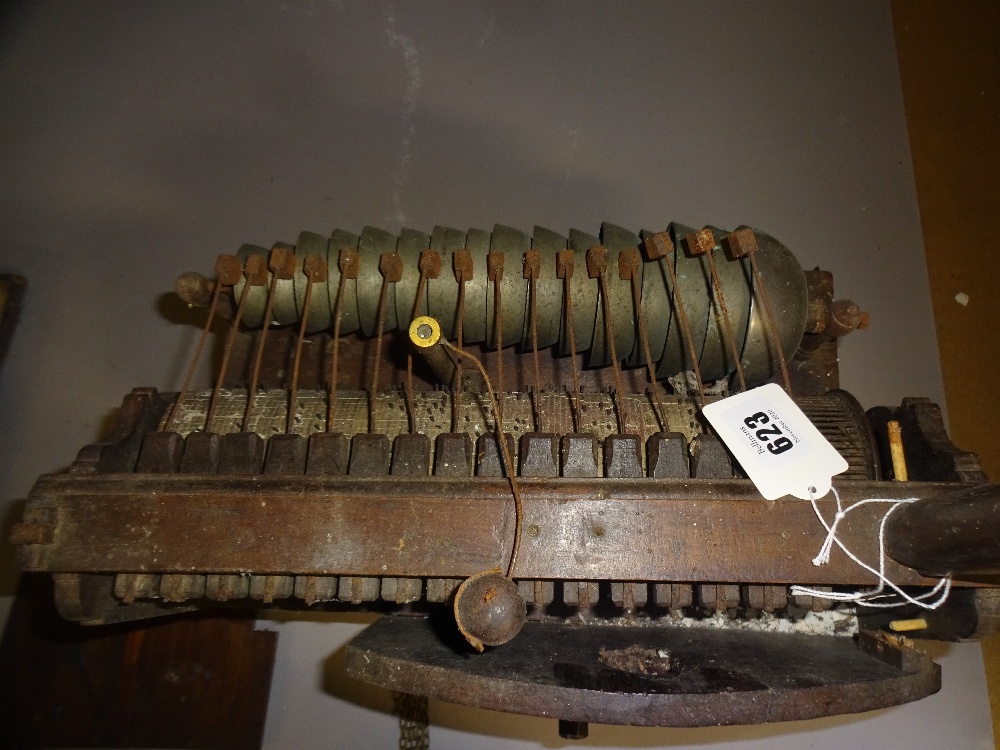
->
[650,234,706,408]
[243,270,279,430]
[453,275,466,433]
[327,281,346,432]
[626,253,667,432]
[205,257,260,432]
[687,228,747,392]
[593,249,629,435]
[405,256,433,434]
[163,256,236,433]
[489,253,505,430]
[369,273,391,434]
[287,256,324,434]
[244,248,294,430]
[369,252,403,433]
[326,250,352,433]
[526,252,543,432]
[558,250,583,433]
[706,250,747,392]
[736,229,792,395]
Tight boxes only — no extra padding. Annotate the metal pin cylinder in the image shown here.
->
[408,315,455,383]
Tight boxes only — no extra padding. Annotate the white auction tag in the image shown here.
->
[701,383,848,500]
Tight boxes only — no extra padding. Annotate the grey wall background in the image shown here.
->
[0,2,990,748]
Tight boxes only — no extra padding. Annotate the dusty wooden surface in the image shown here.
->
[20,473,965,586]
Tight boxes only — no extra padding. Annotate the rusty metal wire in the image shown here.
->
[559,251,583,433]
[627,259,668,432]
[491,269,504,429]
[205,268,253,432]
[369,274,391,433]
[652,235,706,408]
[597,270,629,436]
[287,268,316,434]
[705,247,747,392]
[439,338,523,579]
[747,246,793,395]
[527,269,542,432]
[243,268,280,430]
[686,229,746,393]
[405,262,432,434]
[164,271,225,433]
[452,277,466,433]
[326,266,347,433]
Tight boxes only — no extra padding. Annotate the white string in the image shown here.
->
[790,486,952,610]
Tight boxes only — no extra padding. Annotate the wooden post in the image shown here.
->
[885,482,1000,577]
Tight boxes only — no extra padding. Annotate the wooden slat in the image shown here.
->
[18,474,968,585]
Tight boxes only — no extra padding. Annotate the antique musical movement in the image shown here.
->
[10,220,997,738]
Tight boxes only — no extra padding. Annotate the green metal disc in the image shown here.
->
[588,223,640,366]
[294,231,332,333]
[395,228,430,328]
[233,244,269,328]
[462,228,490,344]
[632,229,672,368]
[525,226,566,349]
[357,226,399,337]
[327,229,361,335]
[737,228,808,387]
[563,228,599,355]
[427,226,466,340]
[656,223,712,379]
[268,241,298,326]
[486,225,528,349]
[698,227,752,382]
